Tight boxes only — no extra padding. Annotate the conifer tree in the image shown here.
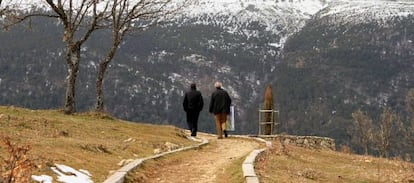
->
[263,85,274,135]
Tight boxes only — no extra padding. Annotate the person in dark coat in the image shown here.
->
[209,81,232,139]
[183,83,204,137]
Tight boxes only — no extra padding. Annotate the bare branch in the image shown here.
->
[377,108,398,158]
[3,11,59,30]
[79,2,102,44]
[0,0,3,15]
[46,0,67,21]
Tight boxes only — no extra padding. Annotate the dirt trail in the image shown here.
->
[132,133,263,183]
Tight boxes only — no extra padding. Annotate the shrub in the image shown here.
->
[0,136,34,183]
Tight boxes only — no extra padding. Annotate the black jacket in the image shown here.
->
[209,88,232,114]
[183,89,204,112]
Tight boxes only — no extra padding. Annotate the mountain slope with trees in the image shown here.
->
[278,6,414,156]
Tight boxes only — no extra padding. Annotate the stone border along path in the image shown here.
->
[103,135,270,183]
[234,135,272,183]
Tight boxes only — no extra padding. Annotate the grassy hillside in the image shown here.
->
[0,106,192,182]
[256,141,414,183]
[1,106,413,183]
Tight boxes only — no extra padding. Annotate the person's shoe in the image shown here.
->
[223,130,228,138]
[193,137,203,142]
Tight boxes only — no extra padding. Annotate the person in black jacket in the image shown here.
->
[183,83,204,137]
[209,81,232,139]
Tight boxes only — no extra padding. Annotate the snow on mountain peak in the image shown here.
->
[185,0,328,17]
[319,0,414,25]
[174,0,329,48]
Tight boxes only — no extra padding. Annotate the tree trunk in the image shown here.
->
[95,61,108,112]
[64,44,80,114]
[95,43,119,112]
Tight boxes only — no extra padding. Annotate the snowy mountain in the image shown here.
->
[1,0,414,156]
[176,0,328,48]
[319,0,414,25]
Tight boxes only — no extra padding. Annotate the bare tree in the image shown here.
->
[376,108,398,158]
[45,0,108,114]
[404,89,414,147]
[94,0,190,111]
[352,109,374,155]
[407,89,414,122]
[5,0,109,114]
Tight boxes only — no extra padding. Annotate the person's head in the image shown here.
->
[190,83,196,90]
[214,81,222,89]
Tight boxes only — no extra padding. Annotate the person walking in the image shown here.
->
[209,81,232,139]
[183,83,204,137]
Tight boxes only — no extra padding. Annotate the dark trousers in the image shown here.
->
[186,110,200,136]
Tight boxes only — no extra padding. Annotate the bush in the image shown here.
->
[0,136,34,183]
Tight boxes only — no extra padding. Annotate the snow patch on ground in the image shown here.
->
[32,164,93,183]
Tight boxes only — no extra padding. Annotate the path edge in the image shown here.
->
[233,135,271,183]
[102,137,209,183]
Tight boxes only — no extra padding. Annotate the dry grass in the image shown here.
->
[215,155,245,183]
[125,148,198,183]
[255,141,414,183]
[0,106,192,182]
